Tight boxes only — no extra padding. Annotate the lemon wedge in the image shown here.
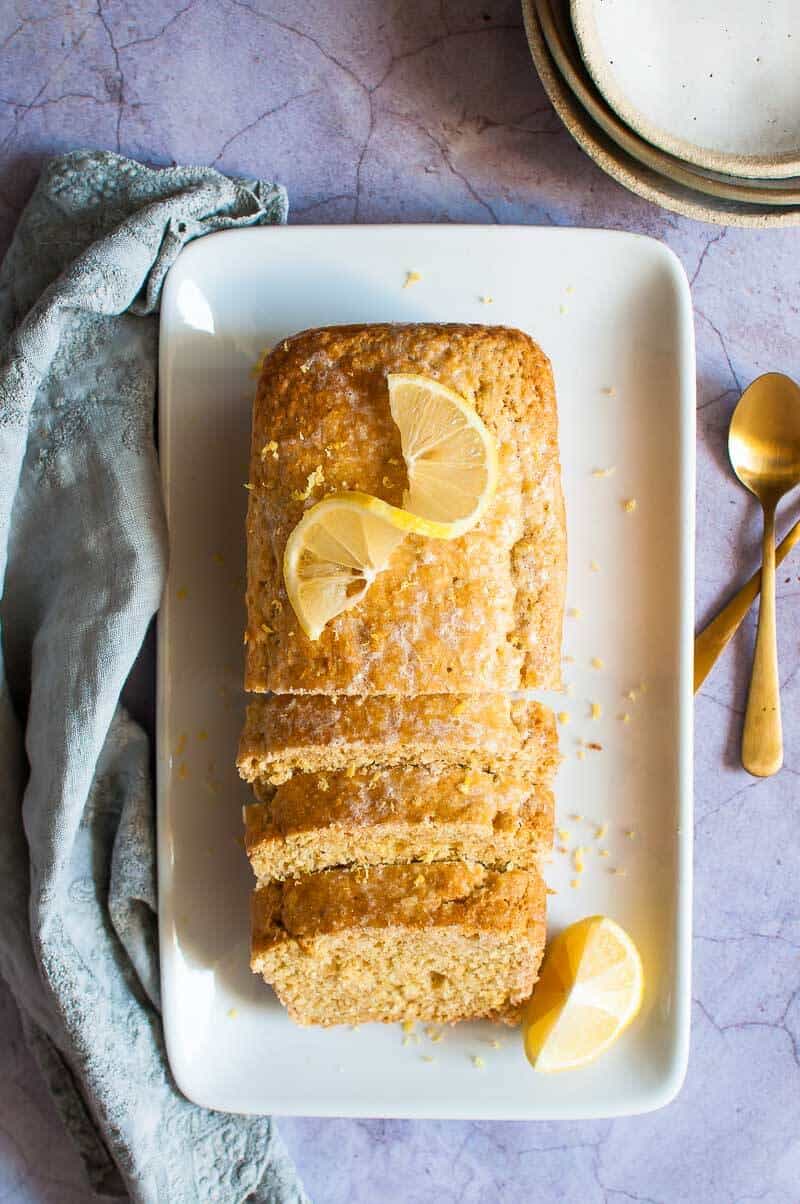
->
[387,373,498,538]
[283,492,411,640]
[523,916,644,1073]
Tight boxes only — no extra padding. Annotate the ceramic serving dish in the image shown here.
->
[539,0,800,207]
[158,224,694,1118]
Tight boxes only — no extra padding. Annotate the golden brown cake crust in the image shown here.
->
[251,862,546,947]
[245,767,554,879]
[252,766,552,836]
[244,323,565,695]
[236,692,559,784]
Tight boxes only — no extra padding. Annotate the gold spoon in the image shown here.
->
[694,515,800,693]
[728,373,800,777]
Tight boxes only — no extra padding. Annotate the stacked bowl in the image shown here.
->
[522,0,800,227]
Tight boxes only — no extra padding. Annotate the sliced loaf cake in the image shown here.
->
[251,861,547,1026]
[237,692,559,785]
[245,766,554,881]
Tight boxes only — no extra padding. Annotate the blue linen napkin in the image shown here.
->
[0,150,307,1204]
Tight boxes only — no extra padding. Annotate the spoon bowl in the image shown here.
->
[728,372,800,777]
[729,373,800,500]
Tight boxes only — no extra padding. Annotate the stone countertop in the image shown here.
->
[1,2,799,1201]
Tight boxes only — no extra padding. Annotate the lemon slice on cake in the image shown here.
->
[283,376,498,637]
[387,373,498,538]
[523,916,644,1073]
[283,492,411,640]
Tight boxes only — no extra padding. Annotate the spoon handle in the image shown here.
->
[694,514,800,693]
[742,504,783,776]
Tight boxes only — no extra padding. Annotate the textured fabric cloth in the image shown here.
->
[0,151,306,1204]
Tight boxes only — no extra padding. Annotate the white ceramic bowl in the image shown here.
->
[571,0,800,179]
[522,0,800,227]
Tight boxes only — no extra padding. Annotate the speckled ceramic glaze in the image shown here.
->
[523,0,800,227]
[539,0,800,207]
[571,0,800,178]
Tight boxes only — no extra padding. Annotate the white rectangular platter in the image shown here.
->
[158,225,694,1119]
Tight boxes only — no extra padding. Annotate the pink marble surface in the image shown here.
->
[1,1,799,1201]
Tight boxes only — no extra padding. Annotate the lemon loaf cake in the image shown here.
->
[250,861,547,1025]
[244,323,565,696]
[237,692,559,785]
[245,766,554,881]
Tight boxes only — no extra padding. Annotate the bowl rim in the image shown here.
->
[569,0,800,179]
[521,0,800,228]
[537,0,800,207]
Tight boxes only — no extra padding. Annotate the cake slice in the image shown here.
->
[245,766,554,881]
[244,323,565,696]
[237,692,559,785]
[250,861,547,1026]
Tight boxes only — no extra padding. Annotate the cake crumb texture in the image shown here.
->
[251,862,547,1025]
